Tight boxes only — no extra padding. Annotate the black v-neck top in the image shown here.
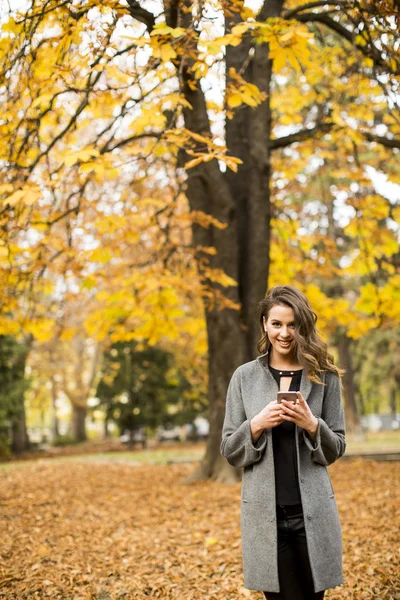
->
[269,364,303,506]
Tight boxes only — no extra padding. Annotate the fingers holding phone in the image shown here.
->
[278,391,302,424]
[253,400,285,430]
[280,391,317,431]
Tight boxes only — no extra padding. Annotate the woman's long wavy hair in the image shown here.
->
[256,285,343,384]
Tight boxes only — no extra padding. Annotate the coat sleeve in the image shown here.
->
[220,367,268,468]
[302,371,346,466]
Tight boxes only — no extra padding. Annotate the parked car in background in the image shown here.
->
[360,414,400,432]
[27,427,53,445]
[193,416,209,440]
[185,417,210,441]
[156,425,181,442]
[120,427,147,448]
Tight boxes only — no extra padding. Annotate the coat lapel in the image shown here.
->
[299,366,313,403]
[256,352,277,386]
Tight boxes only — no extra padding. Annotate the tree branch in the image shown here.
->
[126,0,155,32]
[362,132,400,149]
[283,1,348,19]
[294,12,353,42]
[270,122,334,149]
[293,10,394,72]
[102,132,161,154]
[165,0,179,28]
[271,122,400,150]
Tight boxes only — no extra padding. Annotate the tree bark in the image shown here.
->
[224,2,282,360]
[103,414,110,438]
[72,405,87,441]
[11,408,30,453]
[390,385,397,421]
[337,333,362,437]
[180,73,245,484]
[61,339,101,442]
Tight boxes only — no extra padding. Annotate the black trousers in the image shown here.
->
[264,504,325,600]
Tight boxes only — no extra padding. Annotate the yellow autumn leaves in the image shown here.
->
[0,184,42,208]
[0,0,398,354]
[226,68,267,110]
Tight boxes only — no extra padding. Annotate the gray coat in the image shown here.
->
[220,352,346,593]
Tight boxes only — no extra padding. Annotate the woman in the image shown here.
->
[220,285,346,599]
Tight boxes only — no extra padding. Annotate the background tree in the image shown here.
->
[95,340,196,442]
[268,136,399,434]
[0,335,30,456]
[352,329,400,418]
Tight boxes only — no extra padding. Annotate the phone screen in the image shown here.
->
[277,391,298,404]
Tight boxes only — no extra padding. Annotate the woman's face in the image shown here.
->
[263,304,296,359]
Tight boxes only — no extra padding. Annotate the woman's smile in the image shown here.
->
[277,339,292,348]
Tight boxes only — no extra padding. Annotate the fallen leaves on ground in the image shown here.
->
[0,458,399,599]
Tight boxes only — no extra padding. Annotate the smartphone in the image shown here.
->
[277,391,298,404]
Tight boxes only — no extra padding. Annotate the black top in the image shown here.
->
[269,364,303,506]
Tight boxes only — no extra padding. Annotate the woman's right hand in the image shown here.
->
[251,400,284,432]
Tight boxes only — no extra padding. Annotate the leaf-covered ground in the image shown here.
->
[0,458,399,600]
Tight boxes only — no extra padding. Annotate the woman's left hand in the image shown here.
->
[280,392,318,435]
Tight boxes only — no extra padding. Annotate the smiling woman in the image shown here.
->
[220,285,346,599]
[264,304,300,361]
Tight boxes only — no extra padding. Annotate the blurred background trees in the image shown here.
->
[0,0,398,470]
[95,341,196,442]
[0,335,31,456]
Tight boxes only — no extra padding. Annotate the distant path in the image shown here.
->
[342,451,400,462]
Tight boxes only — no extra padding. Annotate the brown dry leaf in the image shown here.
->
[0,458,399,599]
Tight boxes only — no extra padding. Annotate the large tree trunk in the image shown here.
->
[11,408,30,453]
[226,0,283,359]
[103,413,110,438]
[180,0,284,484]
[394,374,400,421]
[180,77,245,483]
[390,385,397,421]
[50,376,60,439]
[71,405,87,441]
[337,333,362,437]
[62,340,101,442]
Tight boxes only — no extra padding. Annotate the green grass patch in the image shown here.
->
[0,447,205,470]
[1,431,399,471]
[346,429,400,454]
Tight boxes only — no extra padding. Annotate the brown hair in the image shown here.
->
[256,285,343,384]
